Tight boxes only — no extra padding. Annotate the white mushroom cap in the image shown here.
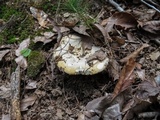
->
[53,34,109,75]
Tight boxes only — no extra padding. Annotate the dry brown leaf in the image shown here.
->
[1,114,10,120]
[139,20,160,34]
[149,51,160,61]
[72,25,90,36]
[53,26,70,33]
[56,109,64,119]
[113,36,125,46]
[15,38,30,68]
[102,104,122,120]
[86,94,113,117]
[33,36,52,44]
[111,36,125,48]
[105,12,138,32]
[33,36,46,43]
[43,31,55,39]
[21,95,37,111]
[137,80,160,100]
[126,32,136,42]
[94,23,112,43]
[122,99,135,113]
[132,9,156,22]
[113,58,136,97]
[15,56,27,69]
[0,49,10,61]
[107,60,120,81]
[77,113,85,120]
[123,80,160,119]
[86,50,107,62]
[25,81,37,89]
[136,69,146,81]
[81,35,93,51]
[30,7,48,28]
[15,38,30,56]
[0,84,11,98]
[101,18,108,26]
[120,44,149,63]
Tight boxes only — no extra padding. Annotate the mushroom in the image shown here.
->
[53,34,109,75]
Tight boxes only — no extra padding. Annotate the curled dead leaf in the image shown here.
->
[102,104,122,120]
[21,95,37,111]
[72,25,90,36]
[138,20,160,34]
[86,94,113,117]
[105,12,138,32]
[94,23,111,43]
[30,7,48,28]
[137,80,160,99]
[149,51,160,61]
[15,56,27,69]
[113,58,136,97]
[0,49,10,61]
[25,81,37,89]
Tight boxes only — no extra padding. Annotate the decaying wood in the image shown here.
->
[11,66,21,120]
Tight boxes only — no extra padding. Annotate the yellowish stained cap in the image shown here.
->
[53,34,109,75]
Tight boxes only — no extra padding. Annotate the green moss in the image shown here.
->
[0,4,35,45]
[0,6,19,20]
[27,51,45,78]
[41,1,58,13]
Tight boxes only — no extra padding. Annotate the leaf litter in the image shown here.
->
[0,0,160,120]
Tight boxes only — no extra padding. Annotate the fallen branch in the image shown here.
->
[11,66,21,120]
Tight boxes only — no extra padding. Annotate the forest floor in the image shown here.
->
[0,0,160,120]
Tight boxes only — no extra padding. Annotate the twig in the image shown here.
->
[141,0,160,13]
[144,0,160,7]
[107,0,124,12]
[11,65,21,120]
